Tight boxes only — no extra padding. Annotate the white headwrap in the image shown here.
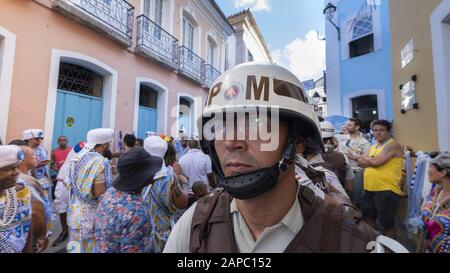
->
[144,136,168,158]
[0,145,24,169]
[22,129,44,140]
[144,135,168,179]
[85,128,114,149]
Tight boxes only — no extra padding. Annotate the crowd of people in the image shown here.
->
[0,62,448,253]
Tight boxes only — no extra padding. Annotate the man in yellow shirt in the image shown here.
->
[358,120,403,239]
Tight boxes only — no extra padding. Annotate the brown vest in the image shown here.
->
[189,186,377,253]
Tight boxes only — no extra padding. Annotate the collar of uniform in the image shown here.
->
[309,153,325,165]
[230,182,304,235]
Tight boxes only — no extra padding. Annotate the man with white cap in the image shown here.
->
[23,129,54,232]
[0,145,34,253]
[23,129,50,181]
[142,135,188,252]
[66,128,114,253]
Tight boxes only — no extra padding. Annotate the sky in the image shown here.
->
[216,0,326,82]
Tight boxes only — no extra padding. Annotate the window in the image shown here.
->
[225,45,230,70]
[352,95,378,132]
[352,15,373,40]
[139,84,158,109]
[348,10,374,58]
[143,0,150,17]
[207,38,216,66]
[154,0,163,26]
[57,62,103,98]
[182,18,194,51]
[350,34,374,58]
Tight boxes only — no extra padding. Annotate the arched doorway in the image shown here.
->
[352,95,379,133]
[137,83,158,139]
[178,96,195,137]
[52,62,104,148]
[0,26,16,144]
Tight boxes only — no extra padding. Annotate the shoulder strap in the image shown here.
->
[190,188,232,253]
[319,196,342,252]
[298,165,328,193]
[287,186,375,253]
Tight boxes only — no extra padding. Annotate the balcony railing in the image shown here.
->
[203,64,221,88]
[54,0,134,40]
[136,15,178,68]
[179,46,204,83]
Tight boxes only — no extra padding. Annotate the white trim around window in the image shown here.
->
[44,49,118,151]
[180,7,200,55]
[343,89,386,120]
[0,26,16,144]
[341,5,382,61]
[431,0,450,152]
[133,77,169,135]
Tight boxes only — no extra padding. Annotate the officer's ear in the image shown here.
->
[294,137,305,154]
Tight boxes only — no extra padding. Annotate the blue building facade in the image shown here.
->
[325,0,393,131]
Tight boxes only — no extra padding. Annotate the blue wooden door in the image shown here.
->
[52,90,103,148]
[137,106,157,139]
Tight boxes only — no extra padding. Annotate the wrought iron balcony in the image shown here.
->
[178,46,204,84]
[203,64,221,88]
[136,15,178,70]
[52,0,134,47]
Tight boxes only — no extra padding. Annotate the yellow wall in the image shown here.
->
[390,0,441,152]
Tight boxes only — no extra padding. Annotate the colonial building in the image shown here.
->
[227,9,273,65]
[324,0,393,132]
[389,0,450,152]
[0,0,270,151]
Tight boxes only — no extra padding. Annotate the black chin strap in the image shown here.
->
[208,138,296,200]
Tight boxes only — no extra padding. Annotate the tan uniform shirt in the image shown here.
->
[164,184,305,253]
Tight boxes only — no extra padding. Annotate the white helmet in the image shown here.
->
[200,62,321,143]
[320,121,335,139]
[198,62,323,200]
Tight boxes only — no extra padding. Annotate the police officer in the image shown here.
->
[164,63,393,253]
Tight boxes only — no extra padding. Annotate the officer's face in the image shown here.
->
[215,118,288,177]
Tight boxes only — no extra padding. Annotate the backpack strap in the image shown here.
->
[319,197,342,253]
[286,186,375,253]
[190,188,230,253]
[298,165,329,193]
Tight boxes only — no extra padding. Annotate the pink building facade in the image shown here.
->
[0,0,234,150]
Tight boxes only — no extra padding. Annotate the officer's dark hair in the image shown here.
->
[371,120,392,132]
[123,134,137,148]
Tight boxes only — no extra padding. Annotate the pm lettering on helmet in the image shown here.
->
[206,75,307,106]
[246,76,270,101]
[207,82,223,106]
